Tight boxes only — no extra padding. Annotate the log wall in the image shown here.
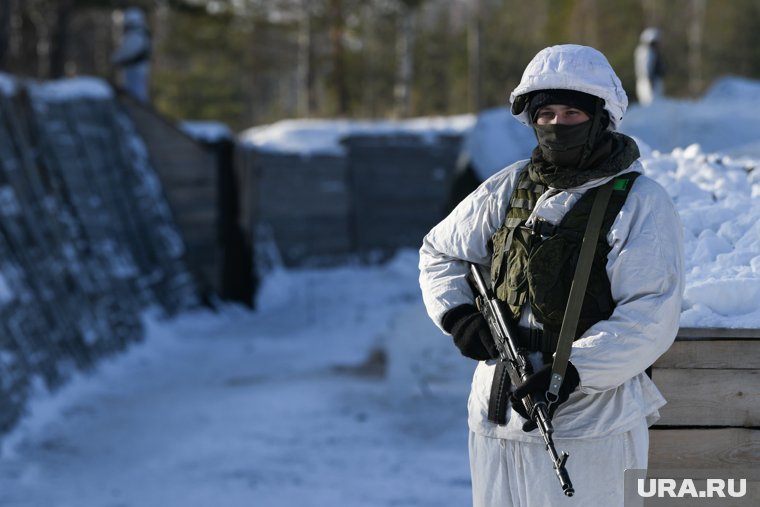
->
[0,78,197,435]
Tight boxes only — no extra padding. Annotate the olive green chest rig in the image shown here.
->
[489,168,640,339]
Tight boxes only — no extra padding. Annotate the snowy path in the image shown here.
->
[0,253,474,506]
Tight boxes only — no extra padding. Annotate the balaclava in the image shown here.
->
[526,89,638,189]
[529,89,608,170]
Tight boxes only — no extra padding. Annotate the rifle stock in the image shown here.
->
[468,263,575,497]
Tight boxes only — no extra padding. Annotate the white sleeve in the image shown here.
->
[418,163,523,332]
[570,176,685,393]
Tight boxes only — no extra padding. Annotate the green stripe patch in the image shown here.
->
[613,178,629,191]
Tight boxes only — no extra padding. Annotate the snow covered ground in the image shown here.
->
[0,254,473,506]
[1,78,760,505]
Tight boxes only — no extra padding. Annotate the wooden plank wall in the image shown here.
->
[344,134,461,257]
[649,328,760,469]
[252,151,352,267]
[241,132,463,267]
[0,81,197,435]
[117,93,219,299]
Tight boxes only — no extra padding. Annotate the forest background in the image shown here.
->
[1,0,758,131]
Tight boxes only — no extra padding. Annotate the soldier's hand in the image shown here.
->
[441,304,499,361]
[511,362,580,432]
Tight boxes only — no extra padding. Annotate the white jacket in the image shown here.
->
[418,160,684,442]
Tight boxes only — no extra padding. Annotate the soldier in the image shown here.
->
[634,28,665,106]
[112,7,152,103]
[419,44,684,506]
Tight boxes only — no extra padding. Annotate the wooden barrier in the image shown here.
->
[239,132,463,267]
[250,151,352,267]
[117,93,219,300]
[0,78,198,435]
[343,133,461,257]
[121,98,255,305]
[650,328,760,469]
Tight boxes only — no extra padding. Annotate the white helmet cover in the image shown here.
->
[509,44,628,130]
[640,27,660,44]
[124,7,147,29]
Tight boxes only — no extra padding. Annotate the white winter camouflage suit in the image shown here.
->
[418,45,685,506]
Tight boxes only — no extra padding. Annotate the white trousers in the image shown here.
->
[469,419,649,507]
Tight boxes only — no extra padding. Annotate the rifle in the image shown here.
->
[468,263,574,497]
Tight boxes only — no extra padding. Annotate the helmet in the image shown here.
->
[509,44,628,130]
[123,7,147,29]
[639,27,660,45]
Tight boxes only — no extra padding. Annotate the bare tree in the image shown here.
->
[578,0,599,48]
[467,0,481,112]
[639,0,662,27]
[687,0,707,96]
[329,0,349,115]
[296,0,316,116]
[0,0,11,70]
[24,0,52,78]
[152,0,170,78]
[49,0,74,78]
[394,0,423,117]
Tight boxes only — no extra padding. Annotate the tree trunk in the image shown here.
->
[0,0,11,70]
[467,0,481,112]
[152,0,170,81]
[297,0,315,117]
[639,0,662,27]
[329,0,349,116]
[687,0,706,96]
[394,7,415,118]
[24,0,51,78]
[579,0,599,48]
[49,0,73,78]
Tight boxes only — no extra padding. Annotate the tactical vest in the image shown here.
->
[490,168,640,345]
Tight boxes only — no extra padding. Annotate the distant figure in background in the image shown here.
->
[112,7,152,103]
[634,27,665,106]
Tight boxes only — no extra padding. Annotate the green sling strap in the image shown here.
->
[546,179,615,404]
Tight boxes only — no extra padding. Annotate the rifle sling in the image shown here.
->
[548,180,615,401]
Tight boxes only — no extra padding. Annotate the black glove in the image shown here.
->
[510,362,580,432]
[441,304,499,361]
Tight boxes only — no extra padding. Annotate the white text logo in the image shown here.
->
[637,478,747,498]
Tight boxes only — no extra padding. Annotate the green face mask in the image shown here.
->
[533,121,593,168]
